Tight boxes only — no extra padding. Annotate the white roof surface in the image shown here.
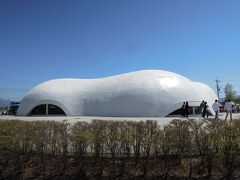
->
[17,70,217,117]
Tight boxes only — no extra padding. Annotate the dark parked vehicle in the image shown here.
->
[219,105,224,112]
[7,102,20,115]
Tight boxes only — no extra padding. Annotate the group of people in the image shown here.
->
[181,99,235,121]
[200,100,209,119]
[212,99,235,121]
[181,101,210,119]
[181,101,190,118]
[232,104,240,113]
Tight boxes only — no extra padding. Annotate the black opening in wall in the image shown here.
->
[30,104,46,115]
[29,104,66,116]
[48,104,66,115]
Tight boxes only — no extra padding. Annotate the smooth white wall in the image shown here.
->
[17,70,217,117]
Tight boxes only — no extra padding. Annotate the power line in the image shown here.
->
[0,88,30,92]
[221,80,240,82]
[0,88,30,90]
[0,78,38,84]
[1,97,23,100]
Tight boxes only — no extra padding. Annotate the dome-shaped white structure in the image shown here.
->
[17,70,217,117]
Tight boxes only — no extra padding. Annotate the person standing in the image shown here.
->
[200,100,205,113]
[185,101,190,118]
[224,100,233,121]
[212,99,221,119]
[181,102,186,117]
[202,102,209,119]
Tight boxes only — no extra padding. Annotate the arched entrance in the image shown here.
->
[29,104,66,116]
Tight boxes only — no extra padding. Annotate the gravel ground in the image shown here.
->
[1,113,240,126]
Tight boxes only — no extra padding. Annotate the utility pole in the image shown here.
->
[215,78,221,99]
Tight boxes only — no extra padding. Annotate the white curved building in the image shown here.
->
[17,70,217,117]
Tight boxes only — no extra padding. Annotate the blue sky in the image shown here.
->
[1,0,240,100]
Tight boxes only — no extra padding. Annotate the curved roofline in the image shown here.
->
[35,69,192,84]
[17,69,217,117]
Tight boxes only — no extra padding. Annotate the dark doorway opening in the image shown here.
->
[30,104,46,115]
[29,104,66,116]
[168,106,203,116]
[48,104,66,115]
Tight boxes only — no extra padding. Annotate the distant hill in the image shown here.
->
[0,98,11,108]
